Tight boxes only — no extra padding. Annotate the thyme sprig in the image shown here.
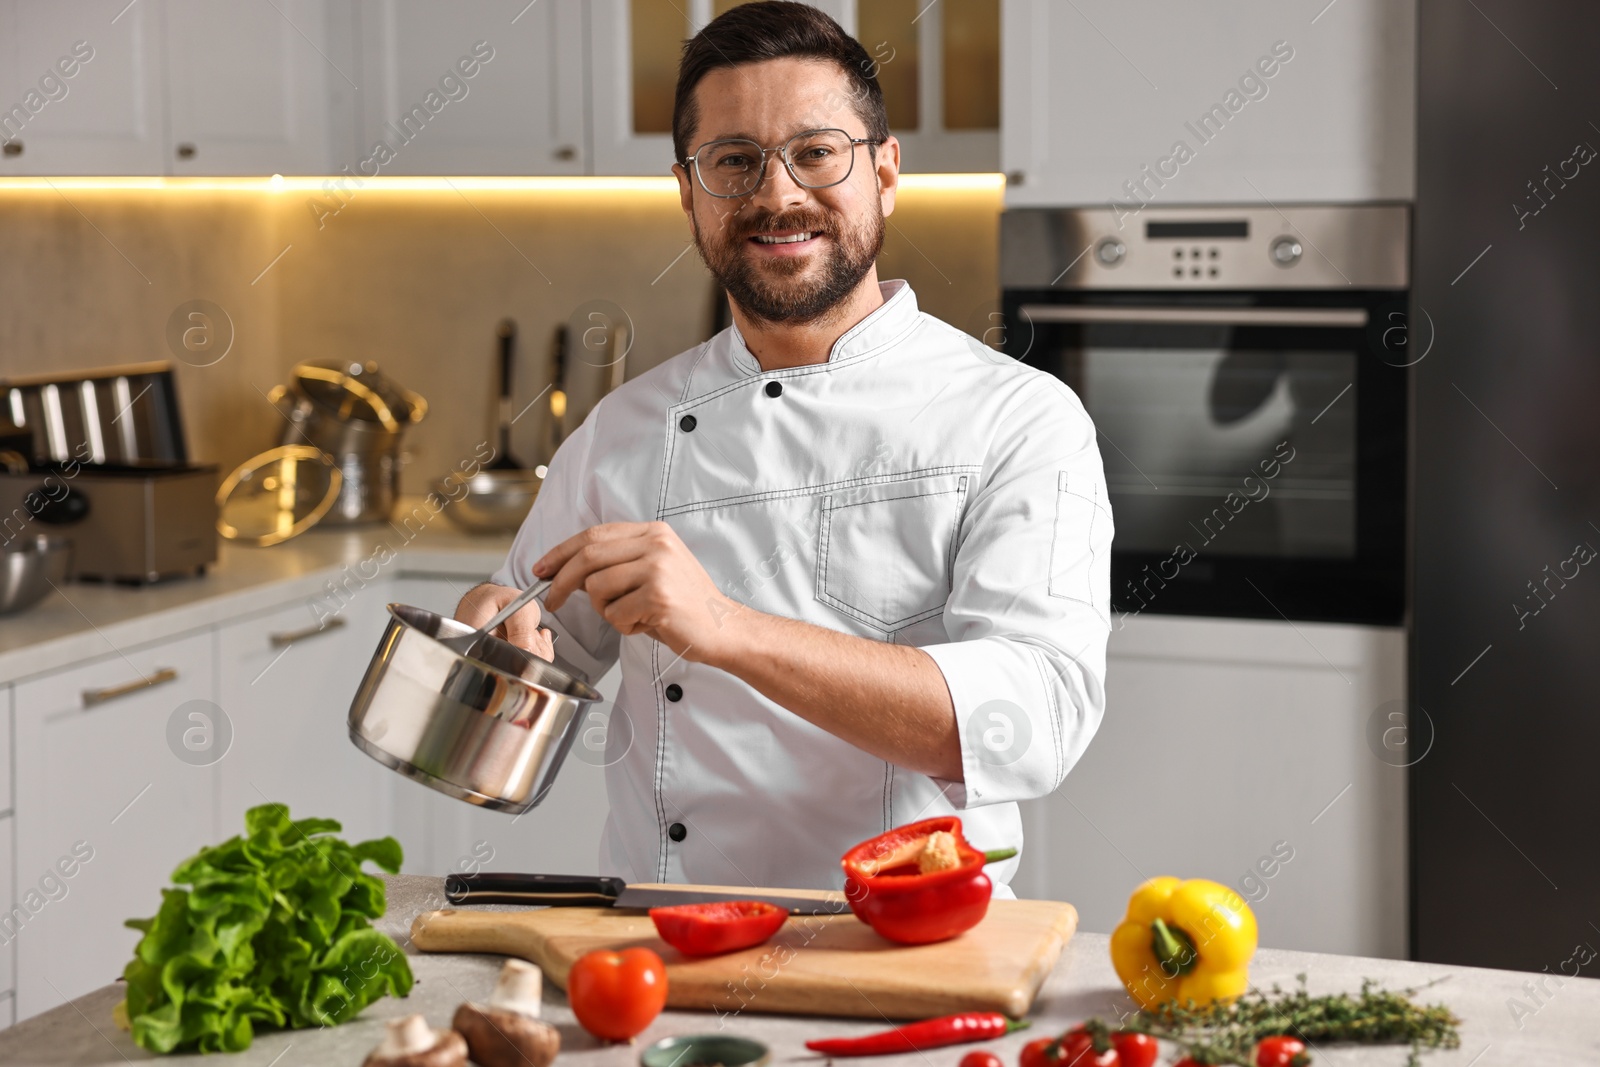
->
[1116,976,1462,1066]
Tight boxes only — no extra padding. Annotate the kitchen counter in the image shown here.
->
[1,875,1594,1066]
[0,505,515,684]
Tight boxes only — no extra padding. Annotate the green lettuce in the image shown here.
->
[121,804,414,1054]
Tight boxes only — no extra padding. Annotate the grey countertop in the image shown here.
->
[0,508,514,684]
[1,875,1596,1066]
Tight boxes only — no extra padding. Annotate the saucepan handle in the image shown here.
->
[444,872,626,907]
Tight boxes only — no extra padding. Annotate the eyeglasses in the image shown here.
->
[685,128,883,198]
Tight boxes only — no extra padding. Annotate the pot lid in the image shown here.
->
[291,360,427,432]
[215,445,342,546]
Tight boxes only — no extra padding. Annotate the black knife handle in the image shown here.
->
[445,872,626,907]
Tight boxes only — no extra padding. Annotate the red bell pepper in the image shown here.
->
[648,900,788,956]
[840,816,1016,945]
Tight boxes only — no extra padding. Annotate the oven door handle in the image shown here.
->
[1016,305,1370,328]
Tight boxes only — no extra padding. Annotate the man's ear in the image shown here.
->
[875,135,901,218]
[673,163,695,218]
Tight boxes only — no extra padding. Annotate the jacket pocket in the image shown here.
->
[1049,470,1110,612]
[816,472,969,633]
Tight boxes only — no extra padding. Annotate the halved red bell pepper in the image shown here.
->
[648,900,788,956]
[841,817,1016,945]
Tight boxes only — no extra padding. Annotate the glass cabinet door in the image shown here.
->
[591,0,997,175]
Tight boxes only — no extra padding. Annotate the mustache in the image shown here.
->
[733,209,835,239]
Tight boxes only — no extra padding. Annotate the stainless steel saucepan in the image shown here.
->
[347,603,603,813]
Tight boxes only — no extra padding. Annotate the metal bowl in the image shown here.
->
[347,603,603,813]
[0,534,71,616]
[436,469,542,534]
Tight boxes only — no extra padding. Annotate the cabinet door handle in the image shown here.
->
[82,667,178,708]
[2,140,22,158]
[270,616,346,648]
[1016,304,1369,328]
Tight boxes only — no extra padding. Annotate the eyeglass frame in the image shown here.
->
[683,127,885,199]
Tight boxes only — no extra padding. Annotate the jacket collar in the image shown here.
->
[728,279,919,376]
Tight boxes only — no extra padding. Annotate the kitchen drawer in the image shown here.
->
[11,630,216,1022]
[217,596,393,847]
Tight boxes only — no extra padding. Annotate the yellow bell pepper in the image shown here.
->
[1109,876,1258,1010]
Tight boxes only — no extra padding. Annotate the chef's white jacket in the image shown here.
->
[492,280,1111,895]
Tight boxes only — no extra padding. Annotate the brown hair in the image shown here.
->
[671,1,889,164]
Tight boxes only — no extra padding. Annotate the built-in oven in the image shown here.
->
[1000,205,1409,625]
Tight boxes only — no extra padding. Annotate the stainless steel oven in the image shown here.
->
[1000,205,1409,624]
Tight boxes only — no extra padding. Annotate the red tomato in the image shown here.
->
[1020,1036,1061,1067]
[1110,1032,1157,1067]
[1254,1036,1310,1067]
[1057,1029,1119,1067]
[649,900,787,956]
[566,947,668,1042]
[961,1052,1005,1067]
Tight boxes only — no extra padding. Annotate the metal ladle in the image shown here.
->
[436,577,553,659]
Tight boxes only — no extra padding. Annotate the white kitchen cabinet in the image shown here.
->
[0,687,10,998]
[215,595,395,850]
[353,0,586,175]
[164,0,344,175]
[11,630,216,1022]
[0,0,166,174]
[0,682,11,813]
[0,815,14,998]
[1002,0,1415,207]
[1017,615,1407,959]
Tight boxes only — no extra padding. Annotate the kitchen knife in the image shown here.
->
[444,873,848,915]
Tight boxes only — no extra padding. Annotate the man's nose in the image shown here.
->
[746,152,810,214]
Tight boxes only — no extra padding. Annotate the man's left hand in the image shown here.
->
[534,522,740,661]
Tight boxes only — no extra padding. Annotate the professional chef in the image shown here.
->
[458,1,1112,895]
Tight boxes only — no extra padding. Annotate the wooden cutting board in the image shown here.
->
[411,894,1077,1020]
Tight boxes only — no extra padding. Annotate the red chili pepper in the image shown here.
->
[648,900,788,957]
[804,1012,1029,1056]
[840,816,1017,945]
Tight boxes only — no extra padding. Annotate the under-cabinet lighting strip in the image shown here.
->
[0,173,1004,194]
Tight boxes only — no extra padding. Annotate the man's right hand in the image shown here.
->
[456,583,556,661]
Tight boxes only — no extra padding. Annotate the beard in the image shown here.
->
[691,199,886,327]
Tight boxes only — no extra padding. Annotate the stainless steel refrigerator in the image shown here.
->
[1413,0,1600,969]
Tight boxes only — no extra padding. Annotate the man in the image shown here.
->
[458,1,1111,894]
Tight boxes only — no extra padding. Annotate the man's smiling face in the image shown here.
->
[674,56,899,327]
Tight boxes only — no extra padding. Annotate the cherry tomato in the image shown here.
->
[1110,1032,1158,1067]
[1254,1036,1310,1067]
[961,1052,1005,1067]
[1057,1029,1119,1067]
[566,947,668,1042]
[1020,1036,1061,1067]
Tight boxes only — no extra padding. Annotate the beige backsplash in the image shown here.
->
[0,178,1002,494]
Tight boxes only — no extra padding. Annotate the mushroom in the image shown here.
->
[453,960,561,1067]
[362,1014,468,1067]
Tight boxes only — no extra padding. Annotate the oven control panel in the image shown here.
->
[1001,205,1408,290]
